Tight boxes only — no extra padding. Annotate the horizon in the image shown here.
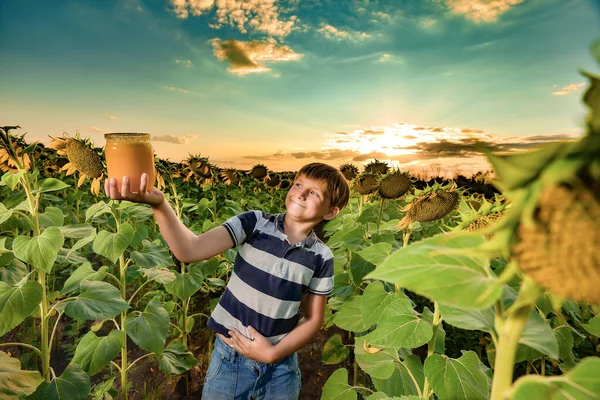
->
[1,0,599,175]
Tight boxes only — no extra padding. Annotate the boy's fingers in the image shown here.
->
[121,176,131,198]
[109,178,122,199]
[140,173,147,193]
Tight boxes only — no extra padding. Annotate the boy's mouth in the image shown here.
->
[290,200,306,208]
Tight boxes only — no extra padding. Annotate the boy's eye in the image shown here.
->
[295,183,302,188]
[311,191,319,197]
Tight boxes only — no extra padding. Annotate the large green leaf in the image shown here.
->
[368,298,433,349]
[158,342,198,374]
[518,311,559,360]
[139,268,176,284]
[357,243,393,266]
[321,368,357,400]
[12,227,64,273]
[164,272,203,302]
[0,351,44,399]
[39,207,64,228]
[0,256,28,286]
[366,233,501,309]
[371,355,425,398]
[322,334,349,365]
[349,253,375,284]
[64,281,129,321]
[61,262,108,294]
[424,351,490,400]
[85,202,112,222]
[333,295,369,332]
[129,239,175,269]
[92,223,134,264]
[70,330,125,376]
[0,203,14,224]
[508,356,600,399]
[59,224,97,258]
[0,281,43,336]
[368,394,420,400]
[124,299,169,354]
[28,364,90,400]
[361,281,400,327]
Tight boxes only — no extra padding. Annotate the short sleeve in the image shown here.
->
[308,251,334,296]
[222,211,260,247]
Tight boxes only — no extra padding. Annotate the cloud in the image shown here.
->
[176,59,193,67]
[152,134,198,144]
[211,38,303,75]
[436,0,524,23]
[363,129,385,135]
[84,126,109,133]
[108,115,119,121]
[378,53,392,62]
[164,85,190,93]
[552,82,585,96]
[169,0,298,37]
[317,23,371,41]
[420,17,437,28]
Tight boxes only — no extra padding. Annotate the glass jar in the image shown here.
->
[104,133,156,193]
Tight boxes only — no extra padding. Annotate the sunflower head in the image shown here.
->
[340,163,359,180]
[265,173,281,187]
[378,170,412,199]
[279,179,291,189]
[353,173,379,195]
[0,126,33,173]
[398,181,460,230]
[218,168,242,186]
[48,132,104,194]
[364,159,389,175]
[250,164,268,181]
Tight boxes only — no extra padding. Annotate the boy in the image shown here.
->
[105,162,350,399]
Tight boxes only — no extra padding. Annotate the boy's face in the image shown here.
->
[285,175,340,223]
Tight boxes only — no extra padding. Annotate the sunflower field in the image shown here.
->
[1,64,599,400]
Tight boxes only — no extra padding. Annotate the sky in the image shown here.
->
[1,0,599,175]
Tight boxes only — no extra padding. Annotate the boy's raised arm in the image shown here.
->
[152,198,234,263]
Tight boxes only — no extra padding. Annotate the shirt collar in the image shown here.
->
[276,213,318,248]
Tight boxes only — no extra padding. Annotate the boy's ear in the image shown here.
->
[323,206,340,221]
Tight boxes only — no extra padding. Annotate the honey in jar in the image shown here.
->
[104,133,156,193]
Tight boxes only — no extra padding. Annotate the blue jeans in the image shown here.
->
[201,335,301,399]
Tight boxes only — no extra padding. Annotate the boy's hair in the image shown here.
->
[295,163,350,210]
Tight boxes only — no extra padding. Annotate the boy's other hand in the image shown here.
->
[227,326,275,363]
[104,173,165,208]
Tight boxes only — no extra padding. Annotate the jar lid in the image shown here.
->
[104,133,150,142]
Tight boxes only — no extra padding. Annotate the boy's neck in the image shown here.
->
[282,213,319,245]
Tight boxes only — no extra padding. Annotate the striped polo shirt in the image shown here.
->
[206,211,334,344]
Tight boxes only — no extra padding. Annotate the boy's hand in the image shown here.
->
[227,326,276,363]
[104,173,165,208]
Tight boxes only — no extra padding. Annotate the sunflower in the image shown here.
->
[218,168,242,186]
[398,182,460,230]
[48,132,104,195]
[184,154,214,185]
[0,126,33,173]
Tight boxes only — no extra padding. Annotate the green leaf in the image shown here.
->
[139,268,176,284]
[60,224,97,258]
[582,316,600,337]
[124,300,169,354]
[61,262,107,294]
[518,311,559,360]
[28,364,90,400]
[368,394,420,400]
[85,202,112,222]
[35,178,70,193]
[0,256,28,286]
[0,281,43,336]
[70,330,125,376]
[322,334,349,365]
[0,350,44,399]
[64,281,129,321]
[1,171,24,190]
[366,233,501,309]
[158,342,198,374]
[371,355,425,397]
[12,227,64,273]
[39,207,64,228]
[424,351,490,400]
[164,272,203,302]
[583,70,600,134]
[321,368,357,400]
[129,240,175,269]
[93,224,134,264]
[0,203,13,225]
[357,242,393,266]
[439,304,495,334]
[361,281,399,327]
[507,356,600,399]
[354,331,398,380]
[349,253,375,284]
[368,298,433,349]
[333,296,369,332]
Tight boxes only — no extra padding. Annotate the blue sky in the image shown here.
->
[1,0,599,174]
